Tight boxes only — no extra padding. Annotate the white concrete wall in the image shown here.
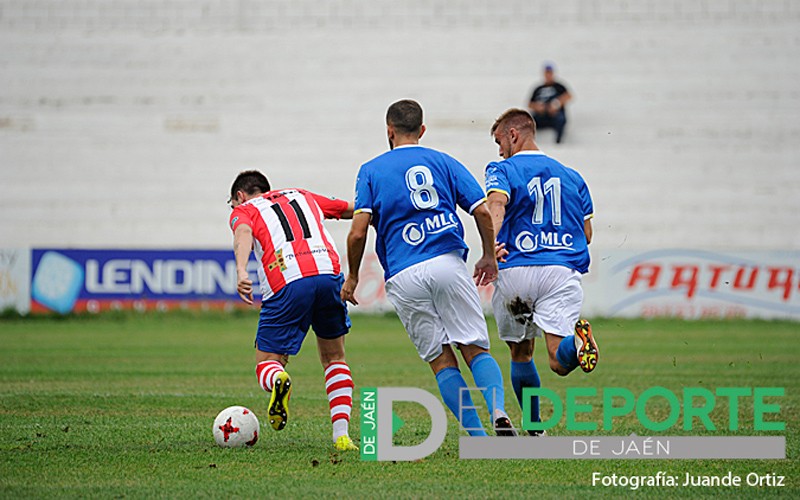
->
[1,0,799,264]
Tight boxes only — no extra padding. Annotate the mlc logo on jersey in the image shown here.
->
[402,213,460,246]
[401,223,425,246]
[515,231,538,252]
[515,231,575,252]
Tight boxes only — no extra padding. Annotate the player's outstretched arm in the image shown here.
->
[340,201,355,220]
[233,224,255,305]
[341,212,370,305]
[310,193,354,220]
[471,203,499,286]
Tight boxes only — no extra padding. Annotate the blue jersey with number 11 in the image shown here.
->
[354,145,487,280]
[485,150,593,273]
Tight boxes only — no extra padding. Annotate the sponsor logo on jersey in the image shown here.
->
[515,230,575,252]
[402,213,459,246]
[402,222,425,246]
[267,249,287,272]
[282,246,333,261]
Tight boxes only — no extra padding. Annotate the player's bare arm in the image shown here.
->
[341,211,371,305]
[486,191,508,234]
[471,202,499,286]
[584,218,593,244]
[233,223,255,305]
[487,191,510,263]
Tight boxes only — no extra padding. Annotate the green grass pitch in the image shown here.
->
[0,312,797,498]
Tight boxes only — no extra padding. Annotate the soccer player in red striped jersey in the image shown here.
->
[228,170,358,451]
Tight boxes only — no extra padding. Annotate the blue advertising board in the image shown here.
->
[30,249,258,313]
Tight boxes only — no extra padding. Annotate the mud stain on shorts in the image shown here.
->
[507,297,533,326]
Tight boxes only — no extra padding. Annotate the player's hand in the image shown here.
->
[341,275,359,306]
[473,255,498,286]
[237,274,254,305]
[495,242,509,263]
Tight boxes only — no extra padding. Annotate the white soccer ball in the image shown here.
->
[212,406,260,448]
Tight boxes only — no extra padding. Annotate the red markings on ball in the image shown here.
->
[218,417,240,442]
[245,430,258,446]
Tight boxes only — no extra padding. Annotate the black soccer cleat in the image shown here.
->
[494,415,518,437]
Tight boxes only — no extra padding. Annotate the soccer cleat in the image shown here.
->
[527,429,548,437]
[574,319,598,373]
[333,435,359,451]
[493,412,518,437]
[268,371,292,431]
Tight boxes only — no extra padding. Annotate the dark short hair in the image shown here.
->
[386,99,423,135]
[491,108,536,136]
[230,170,270,201]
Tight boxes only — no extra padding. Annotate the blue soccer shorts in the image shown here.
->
[256,273,351,355]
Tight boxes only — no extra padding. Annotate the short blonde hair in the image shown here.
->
[491,108,536,136]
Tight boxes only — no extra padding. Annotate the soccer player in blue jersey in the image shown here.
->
[485,108,599,434]
[341,99,516,436]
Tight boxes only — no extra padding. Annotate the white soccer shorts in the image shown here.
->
[492,265,583,342]
[385,251,490,363]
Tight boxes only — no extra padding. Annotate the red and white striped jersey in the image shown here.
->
[229,188,348,300]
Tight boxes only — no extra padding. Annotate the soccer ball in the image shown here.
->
[212,406,260,448]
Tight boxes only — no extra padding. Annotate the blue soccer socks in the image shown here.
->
[469,352,507,417]
[511,360,541,421]
[435,367,487,436]
[556,335,580,373]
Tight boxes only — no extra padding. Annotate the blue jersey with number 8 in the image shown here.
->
[354,145,487,280]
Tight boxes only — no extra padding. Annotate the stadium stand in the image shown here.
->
[1,0,798,259]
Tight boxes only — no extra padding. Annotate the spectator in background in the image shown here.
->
[528,62,572,143]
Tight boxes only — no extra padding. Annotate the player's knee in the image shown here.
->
[429,345,459,374]
[318,348,345,367]
[457,343,489,366]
